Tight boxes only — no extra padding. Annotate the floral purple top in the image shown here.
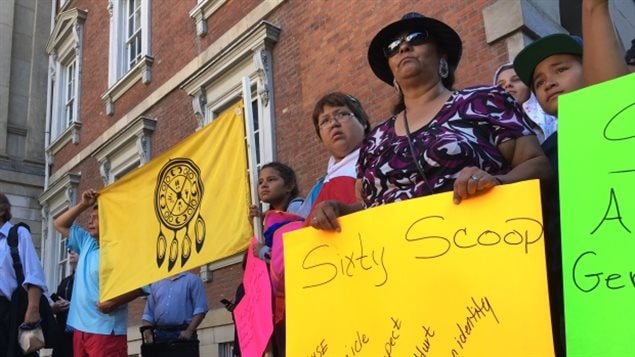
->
[357,85,534,208]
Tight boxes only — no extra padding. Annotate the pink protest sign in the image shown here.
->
[234,241,273,356]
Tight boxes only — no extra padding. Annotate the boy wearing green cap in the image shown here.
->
[513,1,629,356]
[514,0,629,118]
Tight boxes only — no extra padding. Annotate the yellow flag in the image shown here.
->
[98,102,251,301]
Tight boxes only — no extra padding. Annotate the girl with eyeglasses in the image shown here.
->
[267,92,372,356]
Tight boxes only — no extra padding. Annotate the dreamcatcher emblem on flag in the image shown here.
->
[154,158,206,271]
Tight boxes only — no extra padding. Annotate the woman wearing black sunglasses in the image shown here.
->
[310,12,550,231]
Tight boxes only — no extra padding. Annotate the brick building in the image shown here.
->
[35,0,634,356]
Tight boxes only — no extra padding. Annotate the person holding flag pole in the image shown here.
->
[53,189,147,357]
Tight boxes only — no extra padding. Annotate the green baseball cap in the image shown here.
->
[513,33,583,87]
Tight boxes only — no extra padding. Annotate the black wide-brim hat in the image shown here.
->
[368,12,463,85]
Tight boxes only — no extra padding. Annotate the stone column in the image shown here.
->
[482,0,566,62]
[24,0,51,164]
[0,0,16,156]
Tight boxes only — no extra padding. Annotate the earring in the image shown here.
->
[393,78,401,95]
[439,58,449,79]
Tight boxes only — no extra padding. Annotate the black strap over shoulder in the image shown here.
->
[4,221,60,354]
[8,222,31,285]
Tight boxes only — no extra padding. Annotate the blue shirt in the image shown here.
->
[142,272,208,326]
[295,177,324,218]
[66,225,129,335]
[0,222,47,299]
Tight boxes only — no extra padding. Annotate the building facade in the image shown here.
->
[34,0,633,356]
[0,0,51,255]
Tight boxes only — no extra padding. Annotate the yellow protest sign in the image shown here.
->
[98,102,252,301]
[284,180,553,356]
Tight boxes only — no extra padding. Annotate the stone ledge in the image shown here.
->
[483,0,566,44]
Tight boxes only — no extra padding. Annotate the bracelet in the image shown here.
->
[494,177,504,185]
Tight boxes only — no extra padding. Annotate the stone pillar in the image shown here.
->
[0,0,16,156]
[482,0,566,62]
[24,0,51,164]
[608,1,635,50]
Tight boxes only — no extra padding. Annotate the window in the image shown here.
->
[63,61,76,127]
[45,8,86,154]
[218,342,234,357]
[125,0,143,70]
[110,0,151,80]
[103,0,153,115]
[57,233,69,283]
[250,99,262,165]
[50,57,78,140]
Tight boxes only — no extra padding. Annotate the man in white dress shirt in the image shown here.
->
[0,192,48,356]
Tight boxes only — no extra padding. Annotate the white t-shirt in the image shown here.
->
[522,94,558,144]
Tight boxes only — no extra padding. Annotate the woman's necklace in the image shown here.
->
[403,108,434,194]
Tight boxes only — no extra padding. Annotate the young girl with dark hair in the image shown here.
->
[250,162,304,262]
[255,162,303,215]
[246,162,304,357]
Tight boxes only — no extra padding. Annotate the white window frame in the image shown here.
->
[218,341,234,357]
[124,0,143,69]
[63,60,76,127]
[103,0,153,116]
[56,232,70,283]
[45,8,86,155]
[59,0,71,11]
[39,172,81,291]
[180,21,280,275]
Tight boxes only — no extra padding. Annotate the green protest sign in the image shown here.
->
[559,73,635,356]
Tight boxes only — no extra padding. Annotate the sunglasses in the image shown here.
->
[383,31,430,58]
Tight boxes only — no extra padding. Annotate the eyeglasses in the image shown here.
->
[318,111,355,129]
[383,31,430,58]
